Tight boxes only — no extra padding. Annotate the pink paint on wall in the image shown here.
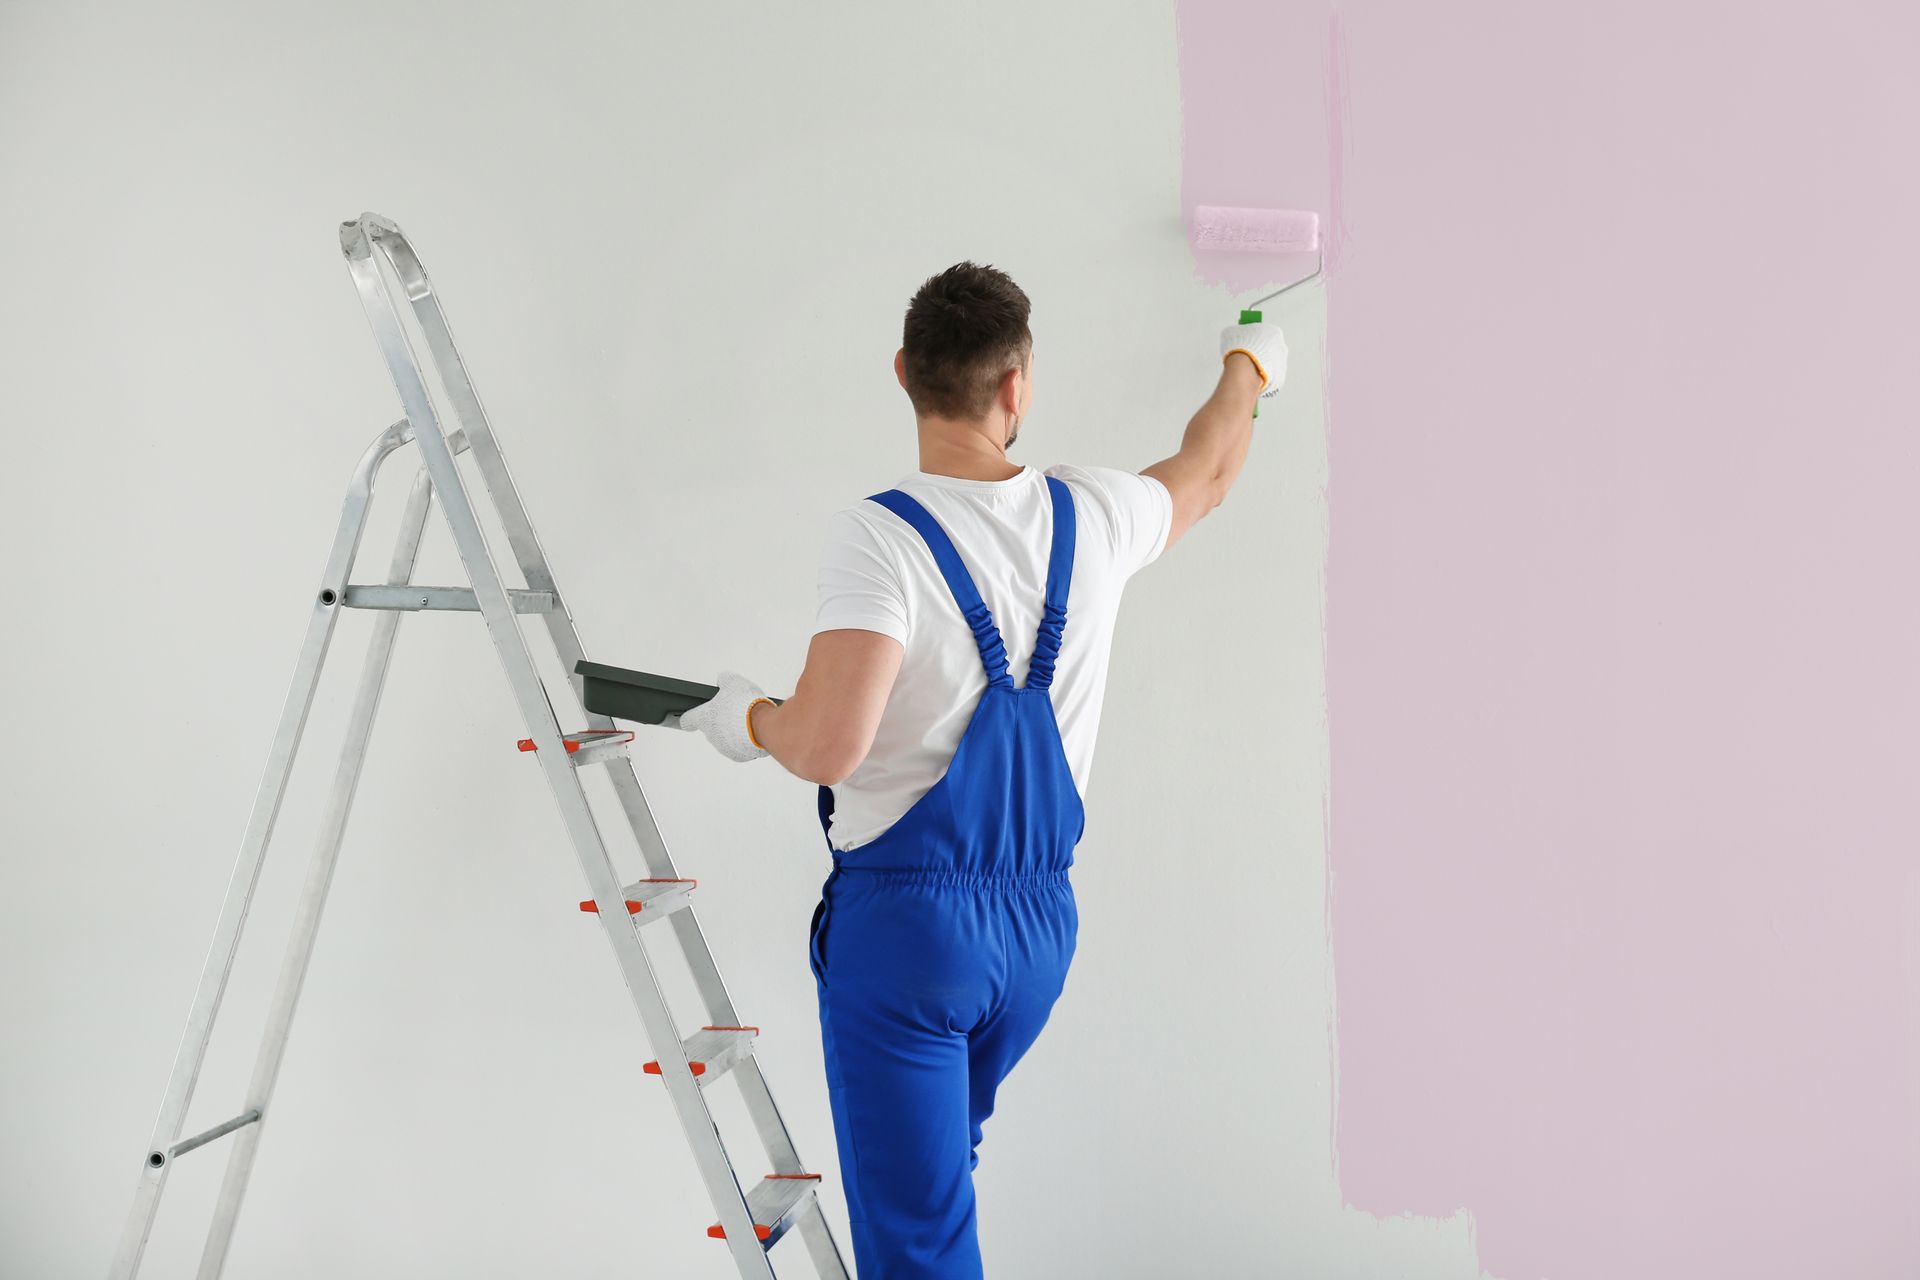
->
[1178,4,1330,296]
[1180,3,1920,1277]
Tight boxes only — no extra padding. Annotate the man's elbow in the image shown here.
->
[1205,463,1238,510]
[1173,471,1230,543]
[797,740,867,787]
[810,761,859,787]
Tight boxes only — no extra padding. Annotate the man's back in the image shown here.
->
[813,461,1171,851]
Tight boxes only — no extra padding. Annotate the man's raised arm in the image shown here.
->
[1141,320,1288,556]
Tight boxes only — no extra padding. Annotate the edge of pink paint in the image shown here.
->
[1178,3,1920,1278]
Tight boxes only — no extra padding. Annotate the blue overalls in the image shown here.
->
[808,475,1084,1279]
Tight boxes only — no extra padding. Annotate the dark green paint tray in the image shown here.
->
[575,661,781,727]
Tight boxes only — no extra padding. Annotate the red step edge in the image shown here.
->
[707,1175,822,1240]
[578,878,697,914]
[644,1026,760,1077]
[517,729,635,754]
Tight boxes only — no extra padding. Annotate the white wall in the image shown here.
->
[0,4,1466,1276]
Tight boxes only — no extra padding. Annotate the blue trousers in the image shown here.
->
[810,868,1077,1277]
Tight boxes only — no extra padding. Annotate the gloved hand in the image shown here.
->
[680,670,775,762]
[1220,321,1288,398]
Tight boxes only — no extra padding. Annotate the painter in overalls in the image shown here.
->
[675,261,1288,1277]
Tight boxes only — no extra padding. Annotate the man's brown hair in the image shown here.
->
[900,261,1032,420]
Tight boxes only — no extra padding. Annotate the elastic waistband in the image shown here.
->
[833,865,1072,892]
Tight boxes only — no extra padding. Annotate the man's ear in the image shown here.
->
[1001,365,1023,416]
[894,348,908,390]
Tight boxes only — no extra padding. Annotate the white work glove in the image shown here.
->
[1220,321,1288,398]
[679,670,775,762]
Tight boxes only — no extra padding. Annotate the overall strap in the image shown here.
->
[866,489,1013,687]
[1024,475,1077,691]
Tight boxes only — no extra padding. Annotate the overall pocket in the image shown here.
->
[808,862,844,988]
[807,896,831,986]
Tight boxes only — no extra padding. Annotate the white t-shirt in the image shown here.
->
[811,462,1174,852]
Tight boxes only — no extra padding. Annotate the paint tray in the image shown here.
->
[574,661,784,727]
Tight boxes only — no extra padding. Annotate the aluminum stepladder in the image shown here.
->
[108,212,849,1280]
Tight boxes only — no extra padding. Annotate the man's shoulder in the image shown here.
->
[827,476,916,520]
[823,498,889,538]
[1045,462,1124,484]
[820,493,916,565]
[1043,462,1168,516]
[1045,463,1175,573]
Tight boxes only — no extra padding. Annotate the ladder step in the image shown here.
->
[340,584,555,613]
[162,1108,262,1163]
[708,1173,823,1248]
[516,728,634,766]
[579,877,697,919]
[644,1025,758,1086]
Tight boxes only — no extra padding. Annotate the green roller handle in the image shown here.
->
[1239,308,1263,418]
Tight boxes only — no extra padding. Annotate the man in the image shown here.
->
[680,262,1287,1278]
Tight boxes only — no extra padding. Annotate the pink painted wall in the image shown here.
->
[1180,3,1920,1276]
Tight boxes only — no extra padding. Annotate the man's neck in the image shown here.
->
[914,417,1023,482]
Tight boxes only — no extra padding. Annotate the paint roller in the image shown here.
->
[1191,205,1323,416]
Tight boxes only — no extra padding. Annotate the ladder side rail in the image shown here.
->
[109,419,414,1280]
[727,1054,828,1185]
[610,771,822,1170]
[373,220,847,1278]
[197,462,437,1279]
[342,219,776,1279]
[603,764,831,1233]
[607,765,745,989]
[419,281,768,1027]
[794,1201,853,1280]
[411,244,844,1254]
[597,754,763,1050]
[375,223,805,1097]
[397,229,835,1207]
[351,220,775,1039]
[346,218,578,641]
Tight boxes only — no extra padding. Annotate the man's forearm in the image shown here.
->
[746,698,821,782]
[1140,353,1267,547]
[1183,354,1263,496]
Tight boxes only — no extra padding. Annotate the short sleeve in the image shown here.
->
[1051,464,1174,579]
[813,507,910,643]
